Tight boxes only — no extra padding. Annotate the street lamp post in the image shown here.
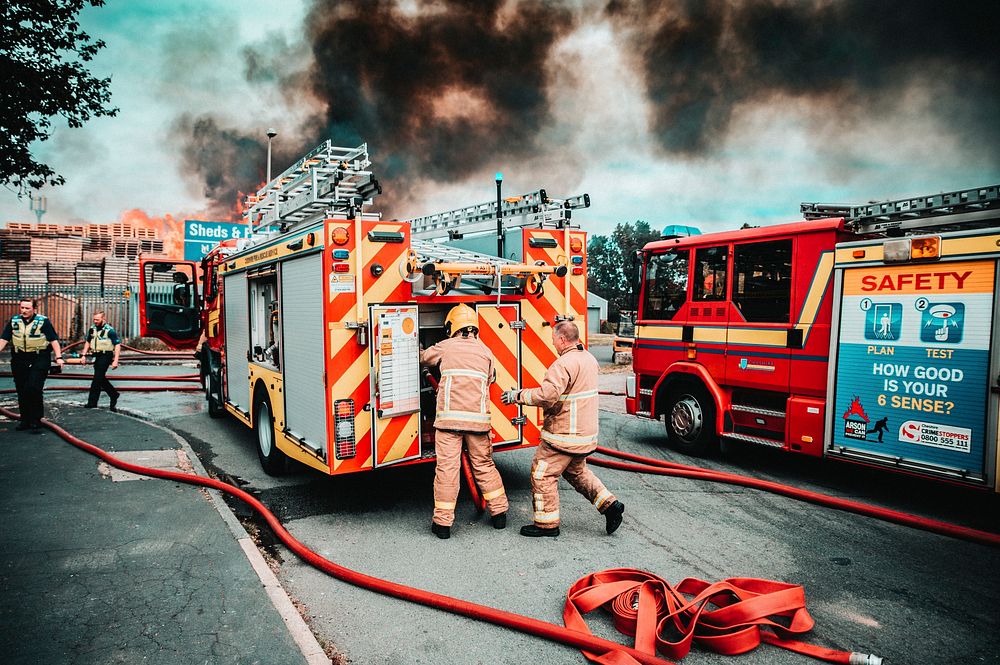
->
[266,128,277,184]
[495,172,504,258]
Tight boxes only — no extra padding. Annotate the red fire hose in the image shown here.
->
[0,386,202,394]
[0,406,882,665]
[589,446,1000,548]
[1,372,200,382]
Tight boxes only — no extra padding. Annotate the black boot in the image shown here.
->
[604,500,625,535]
[431,522,451,539]
[491,512,507,530]
[109,394,119,412]
[520,524,559,537]
[16,421,31,431]
[84,403,97,408]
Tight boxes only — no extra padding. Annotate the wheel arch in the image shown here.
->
[651,361,727,434]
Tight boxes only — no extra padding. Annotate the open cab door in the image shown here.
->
[139,259,201,350]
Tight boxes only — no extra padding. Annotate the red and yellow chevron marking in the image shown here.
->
[477,304,521,445]
[324,218,373,473]
[362,230,420,467]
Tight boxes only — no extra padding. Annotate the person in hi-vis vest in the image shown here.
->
[0,298,64,432]
[420,304,508,540]
[81,310,122,411]
[503,320,624,537]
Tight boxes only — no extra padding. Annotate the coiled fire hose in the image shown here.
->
[0,406,883,665]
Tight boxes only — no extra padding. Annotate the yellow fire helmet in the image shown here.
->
[444,304,478,337]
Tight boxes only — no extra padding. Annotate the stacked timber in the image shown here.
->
[0,260,17,282]
[103,257,131,284]
[0,236,31,260]
[56,237,84,262]
[75,262,103,284]
[112,238,141,259]
[29,237,58,261]
[19,262,48,283]
[49,262,76,285]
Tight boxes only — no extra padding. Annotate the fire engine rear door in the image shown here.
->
[476,303,523,446]
[828,242,997,485]
[369,305,422,467]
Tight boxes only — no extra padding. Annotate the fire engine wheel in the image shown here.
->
[664,384,717,457]
[255,396,286,476]
[205,373,224,418]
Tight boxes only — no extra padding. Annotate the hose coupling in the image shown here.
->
[849,653,884,665]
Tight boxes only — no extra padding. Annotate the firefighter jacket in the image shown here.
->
[87,324,121,353]
[518,345,599,455]
[421,334,495,433]
[7,315,52,353]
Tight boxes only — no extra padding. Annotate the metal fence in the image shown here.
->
[0,283,176,342]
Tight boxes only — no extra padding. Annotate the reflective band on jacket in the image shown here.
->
[533,510,560,524]
[541,431,599,447]
[437,410,491,423]
[9,316,48,352]
[592,489,613,510]
[558,390,598,401]
[440,369,489,380]
[90,326,114,352]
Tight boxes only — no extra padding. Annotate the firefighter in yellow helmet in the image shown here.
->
[419,304,508,539]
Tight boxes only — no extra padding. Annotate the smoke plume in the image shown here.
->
[605,0,1000,160]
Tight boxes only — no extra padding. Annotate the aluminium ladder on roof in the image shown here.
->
[243,141,382,233]
[407,191,591,240]
[800,184,1000,233]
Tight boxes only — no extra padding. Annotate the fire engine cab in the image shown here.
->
[140,140,591,476]
[627,185,1000,490]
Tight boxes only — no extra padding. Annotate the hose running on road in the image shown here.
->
[1,406,883,665]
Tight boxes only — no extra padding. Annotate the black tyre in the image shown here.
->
[205,370,224,418]
[663,382,718,456]
[255,395,286,476]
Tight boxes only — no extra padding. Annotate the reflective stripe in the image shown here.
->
[533,493,545,512]
[482,487,506,501]
[522,390,534,406]
[592,489,613,509]
[437,410,491,423]
[570,400,577,432]
[532,460,548,480]
[443,376,452,412]
[435,500,456,510]
[558,390,598,401]
[441,369,489,380]
[533,510,560,524]
[541,431,598,446]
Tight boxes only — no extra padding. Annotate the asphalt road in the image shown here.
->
[5,361,999,664]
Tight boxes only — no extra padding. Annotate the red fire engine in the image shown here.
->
[626,185,1000,490]
[139,141,591,476]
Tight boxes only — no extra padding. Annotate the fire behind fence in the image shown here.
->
[0,283,176,342]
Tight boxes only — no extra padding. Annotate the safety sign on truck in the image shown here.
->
[832,260,995,476]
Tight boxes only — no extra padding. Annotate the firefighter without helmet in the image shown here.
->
[444,304,478,337]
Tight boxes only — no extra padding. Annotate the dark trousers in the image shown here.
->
[87,353,119,406]
[11,351,50,425]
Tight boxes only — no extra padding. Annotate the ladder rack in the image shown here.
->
[411,240,514,266]
[801,184,1000,234]
[408,190,590,240]
[243,141,382,233]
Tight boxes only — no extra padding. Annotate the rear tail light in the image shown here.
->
[334,399,356,459]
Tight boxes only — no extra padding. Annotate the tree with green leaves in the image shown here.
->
[1,0,117,194]
[587,220,660,318]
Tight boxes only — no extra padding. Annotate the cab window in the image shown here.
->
[733,239,792,323]
[641,249,689,320]
[693,246,727,301]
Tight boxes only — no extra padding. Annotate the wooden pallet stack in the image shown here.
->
[19,262,48,283]
[56,237,84,262]
[75,262,103,284]
[29,237,58,262]
[0,235,31,261]
[0,260,17,282]
[49,262,76,285]
[112,238,141,259]
[102,257,131,284]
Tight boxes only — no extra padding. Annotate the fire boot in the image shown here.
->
[604,501,625,535]
[520,524,559,538]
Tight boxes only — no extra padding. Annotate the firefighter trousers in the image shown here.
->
[11,351,50,426]
[87,353,119,406]
[433,429,508,527]
[529,439,616,529]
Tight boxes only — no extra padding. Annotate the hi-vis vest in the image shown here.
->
[9,315,50,353]
[89,325,115,352]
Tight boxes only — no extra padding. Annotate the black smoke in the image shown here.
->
[606,0,1000,160]
[178,0,576,218]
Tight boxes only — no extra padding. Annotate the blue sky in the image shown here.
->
[3,0,997,238]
